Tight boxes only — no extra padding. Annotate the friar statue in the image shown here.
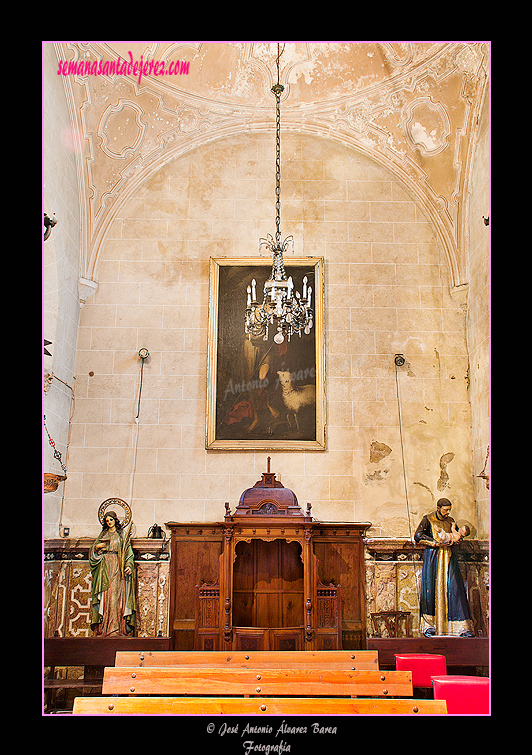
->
[414,498,474,637]
[89,510,136,636]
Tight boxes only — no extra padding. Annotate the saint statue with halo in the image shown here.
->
[89,499,137,636]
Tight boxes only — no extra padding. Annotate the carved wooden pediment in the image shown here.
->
[227,457,311,521]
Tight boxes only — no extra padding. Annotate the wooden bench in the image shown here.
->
[44,676,103,709]
[44,636,170,712]
[44,673,103,711]
[73,695,447,715]
[44,678,103,693]
[114,649,379,670]
[100,666,413,697]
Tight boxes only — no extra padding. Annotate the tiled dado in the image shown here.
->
[364,538,489,638]
[43,536,489,640]
[44,538,170,638]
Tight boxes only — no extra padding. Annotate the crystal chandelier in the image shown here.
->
[245,44,313,346]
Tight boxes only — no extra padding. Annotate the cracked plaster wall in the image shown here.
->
[43,44,83,536]
[466,90,490,539]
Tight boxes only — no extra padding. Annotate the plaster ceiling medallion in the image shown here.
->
[99,100,147,158]
[404,98,451,156]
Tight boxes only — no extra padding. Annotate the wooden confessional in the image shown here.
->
[166,460,370,651]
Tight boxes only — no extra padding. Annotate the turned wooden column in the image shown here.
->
[304,525,315,646]
[221,523,234,646]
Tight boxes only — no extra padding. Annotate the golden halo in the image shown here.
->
[98,498,132,527]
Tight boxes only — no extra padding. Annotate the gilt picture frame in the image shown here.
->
[206,257,325,450]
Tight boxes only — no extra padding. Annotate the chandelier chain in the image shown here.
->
[273,43,284,246]
[43,414,68,473]
[275,86,281,245]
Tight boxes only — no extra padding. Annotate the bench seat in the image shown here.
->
[102,666,413,697]
[114,649,379,670]
[73,695,446,715]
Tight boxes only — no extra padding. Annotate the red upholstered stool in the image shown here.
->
[394,653,447,688]
[431,675,489,714]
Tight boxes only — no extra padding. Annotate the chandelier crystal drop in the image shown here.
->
[245,46,313,345]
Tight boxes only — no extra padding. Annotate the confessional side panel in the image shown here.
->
[313,538,365,648]
[171,538,222,649]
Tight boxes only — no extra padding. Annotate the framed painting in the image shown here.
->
[206,257,325,450]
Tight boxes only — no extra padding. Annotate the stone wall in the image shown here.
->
[466,91,490,538]
[61,132,477,541]
[42,43,83,536]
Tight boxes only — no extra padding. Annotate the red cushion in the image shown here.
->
[394,653,447,687]
[431,675,489,714]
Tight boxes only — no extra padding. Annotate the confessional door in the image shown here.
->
[232,539,304,631]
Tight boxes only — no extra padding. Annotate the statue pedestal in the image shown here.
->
[367,635,488,674]
[44,635,170,669]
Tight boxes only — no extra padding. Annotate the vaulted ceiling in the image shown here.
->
[56,42,489,286]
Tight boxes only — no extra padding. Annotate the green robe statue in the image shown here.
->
[89,516,136,636]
